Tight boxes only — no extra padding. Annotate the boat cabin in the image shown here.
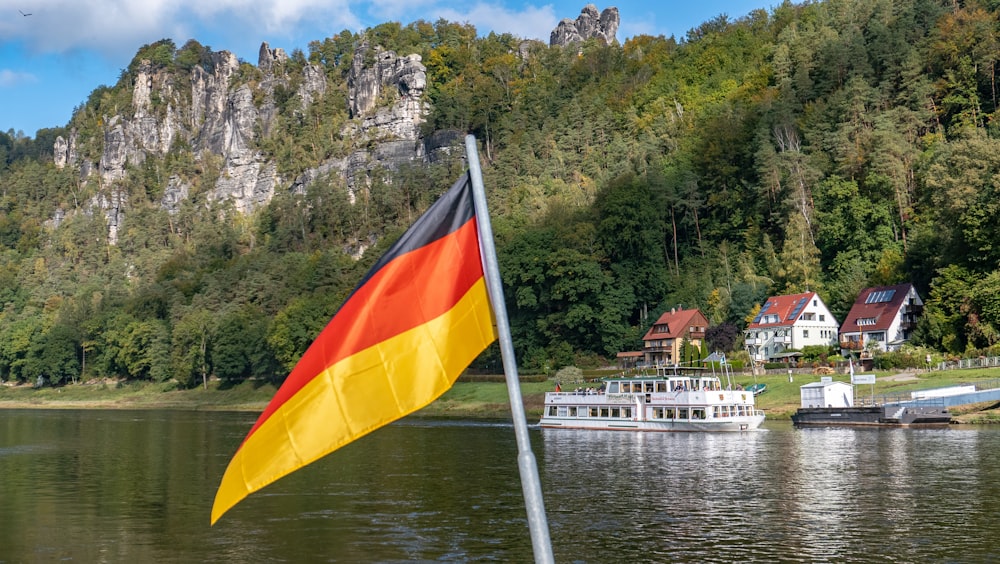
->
[605,376,723,394]
[799,379,853,408]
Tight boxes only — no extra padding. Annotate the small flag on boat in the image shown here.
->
[211,172,498,524]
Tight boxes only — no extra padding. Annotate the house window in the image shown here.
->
[858,317,876,326]
[802,312,815,321]
[813,299,818,306]
[820,314,825,321]
[803,330,810,338]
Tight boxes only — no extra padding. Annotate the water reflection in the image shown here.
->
[1,411,999,562]
[540,425,1000,563]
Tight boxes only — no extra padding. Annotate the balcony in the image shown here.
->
[840,339,864,351]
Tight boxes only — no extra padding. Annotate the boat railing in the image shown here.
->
[551,389,604,396]
[854,393,948,408]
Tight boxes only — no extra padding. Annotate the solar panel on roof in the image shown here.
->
[752,300,772,323]
[789,297,805,319]
[865,289,896,304]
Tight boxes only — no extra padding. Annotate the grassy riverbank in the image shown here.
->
[3,368,1000,423]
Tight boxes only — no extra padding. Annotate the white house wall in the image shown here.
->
[791,298,839,350]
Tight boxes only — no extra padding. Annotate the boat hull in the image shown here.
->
[791,405,951,427]
[539,414,765,432]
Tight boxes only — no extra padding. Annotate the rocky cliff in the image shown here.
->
[550,4,620,47]
[53,38,433,242]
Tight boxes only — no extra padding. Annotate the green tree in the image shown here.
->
[171,309,215,389]
[211,307,277,383]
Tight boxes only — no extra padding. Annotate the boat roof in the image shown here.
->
[800,380,852,388]
[604,366,713,381]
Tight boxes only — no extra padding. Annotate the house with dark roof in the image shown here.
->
[839,283,923,355]
[640,308,709,367]
[744,292,839,363]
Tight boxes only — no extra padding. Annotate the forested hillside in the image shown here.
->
[1,0,998,387]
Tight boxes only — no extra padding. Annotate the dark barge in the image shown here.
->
[791,405,951,427]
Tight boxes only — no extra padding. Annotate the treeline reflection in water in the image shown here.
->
[0,410,998,562]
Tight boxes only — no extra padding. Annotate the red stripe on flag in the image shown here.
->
[243,217,485,441]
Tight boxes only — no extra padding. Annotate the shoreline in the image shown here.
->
[4,372,1000,424]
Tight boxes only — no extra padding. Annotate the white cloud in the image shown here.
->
[432,3,559,42]
[9,0,362,57]
[0,69,37,87]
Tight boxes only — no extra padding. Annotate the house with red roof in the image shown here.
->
[839,283,923,355]
[744,292,839,363]
[641,308,709,367]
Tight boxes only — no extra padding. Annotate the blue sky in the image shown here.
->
[0,0,775,137]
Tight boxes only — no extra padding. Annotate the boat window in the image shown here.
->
[548,406,558,416]
[611,408,620,418]
[679,408,689,419]
[644,382,654,393]
[713,406,721,418]
[600,408,610,418]
[656,381,667,393]
[692,408,705,419]
[590,408,599,417]
[666,409,675,419]
[652,408,663,419]
[607,382,619,393]
[569,407,577,417]
[622,407,631,418]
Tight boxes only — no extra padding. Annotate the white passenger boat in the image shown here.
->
[539,366,765,432]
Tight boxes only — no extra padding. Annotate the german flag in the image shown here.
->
[211,173,497,524]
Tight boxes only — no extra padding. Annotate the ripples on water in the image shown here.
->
[1,411,999,562]
[540,425,1000,563]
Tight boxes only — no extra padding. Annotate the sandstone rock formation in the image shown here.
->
[51,35,447,244]
[550,4,620,47]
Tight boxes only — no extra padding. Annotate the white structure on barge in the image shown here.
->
[539,366,765,432]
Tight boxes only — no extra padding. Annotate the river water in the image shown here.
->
[0,409,997,562]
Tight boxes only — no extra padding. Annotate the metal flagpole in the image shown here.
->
[464,134,555,564]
